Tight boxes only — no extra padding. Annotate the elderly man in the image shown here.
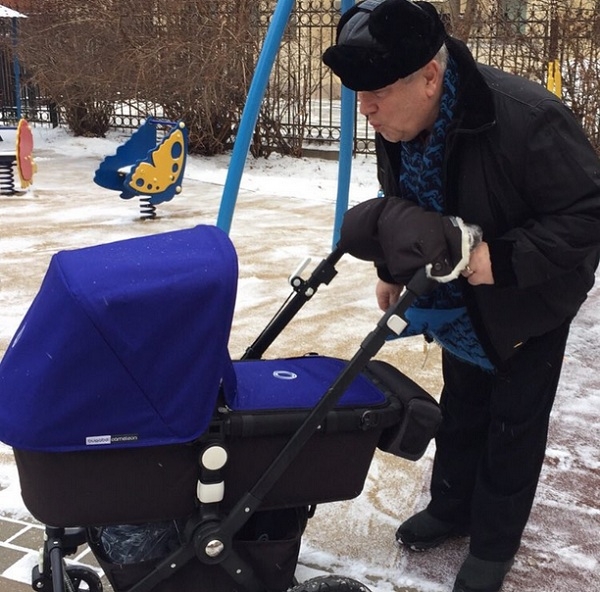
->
[323,1,600,591]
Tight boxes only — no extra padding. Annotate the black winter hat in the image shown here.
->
[322,0,447,91]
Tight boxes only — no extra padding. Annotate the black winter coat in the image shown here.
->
[374,37,600,366]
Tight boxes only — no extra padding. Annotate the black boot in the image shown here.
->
[396,509,468,551]
[452,553,514,592]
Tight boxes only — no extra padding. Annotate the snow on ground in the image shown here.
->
[0,126,598,591]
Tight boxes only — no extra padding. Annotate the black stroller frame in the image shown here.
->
[26,247,439,592]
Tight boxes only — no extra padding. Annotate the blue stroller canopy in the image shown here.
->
[0,225,238,452]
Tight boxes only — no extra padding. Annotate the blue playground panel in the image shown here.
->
[94,118,188,208]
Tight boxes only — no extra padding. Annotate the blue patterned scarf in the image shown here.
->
[397,58,494,371]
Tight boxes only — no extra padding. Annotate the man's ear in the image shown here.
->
[422,60,442,95]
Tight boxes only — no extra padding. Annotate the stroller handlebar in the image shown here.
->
[406,266,438,297]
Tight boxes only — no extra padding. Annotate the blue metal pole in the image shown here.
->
[331,0,356,249]
[216,0,296,234]
[12,17,22,120]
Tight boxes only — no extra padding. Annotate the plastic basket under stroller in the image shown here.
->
[0,225,441,592]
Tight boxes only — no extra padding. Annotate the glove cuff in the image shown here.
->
[425,217,482,283]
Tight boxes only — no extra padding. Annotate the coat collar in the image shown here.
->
[446,36,496,131]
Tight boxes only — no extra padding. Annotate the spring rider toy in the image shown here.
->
[94,118,188,219]
[0,118,36,194]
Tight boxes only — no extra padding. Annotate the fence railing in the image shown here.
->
[5,1,599,155]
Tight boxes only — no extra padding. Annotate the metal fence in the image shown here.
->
[3,1,599,154]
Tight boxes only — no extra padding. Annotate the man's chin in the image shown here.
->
[380,130,418,143]
[379,131,402,143]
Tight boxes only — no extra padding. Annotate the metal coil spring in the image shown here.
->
[0,162,16,195]
[139,197,157,220]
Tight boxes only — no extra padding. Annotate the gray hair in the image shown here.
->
[434,43,449,71]
[400,42,448,83]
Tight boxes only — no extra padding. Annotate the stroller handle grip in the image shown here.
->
[406,266,437,297]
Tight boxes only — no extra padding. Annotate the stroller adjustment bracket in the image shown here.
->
[243,248,343,360]
[288,256,312,289]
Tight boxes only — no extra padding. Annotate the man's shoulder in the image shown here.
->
[476,63,560,108]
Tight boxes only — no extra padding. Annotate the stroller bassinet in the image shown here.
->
[0,225,440,592]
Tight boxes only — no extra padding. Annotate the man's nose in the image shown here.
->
[358,93,376,116]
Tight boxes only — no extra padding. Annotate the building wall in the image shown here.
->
[0,1,32,13]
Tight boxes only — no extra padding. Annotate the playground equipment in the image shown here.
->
[217,0,355,248]
[0,5,27,121]
[94,118,188,219]
[0,118,36,194]
[546,59,562,98]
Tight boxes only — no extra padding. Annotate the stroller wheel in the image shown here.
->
[64,566,103,592]
[290,575,372,592]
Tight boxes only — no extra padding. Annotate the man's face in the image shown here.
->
[357,61,442,143]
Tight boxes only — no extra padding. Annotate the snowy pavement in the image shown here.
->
[0,128,598,591]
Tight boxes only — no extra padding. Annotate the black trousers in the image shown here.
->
[427,321,571,561]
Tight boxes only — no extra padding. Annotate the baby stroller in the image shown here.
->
[0,224,441,592]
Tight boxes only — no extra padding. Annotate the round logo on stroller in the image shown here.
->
[272,370,298,380]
